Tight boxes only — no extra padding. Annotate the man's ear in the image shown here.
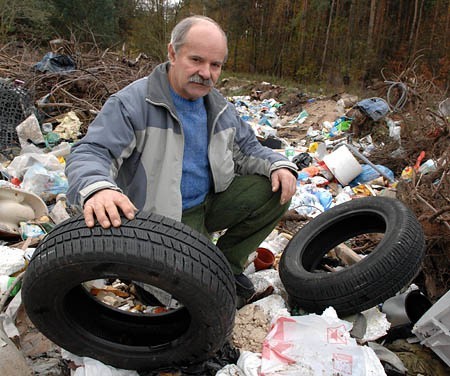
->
[168,43,176,63]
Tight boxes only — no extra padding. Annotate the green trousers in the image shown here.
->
[181,175,290,274]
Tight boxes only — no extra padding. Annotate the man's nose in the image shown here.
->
[198,63,211,79]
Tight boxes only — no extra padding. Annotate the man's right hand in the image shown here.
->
[83,189,138,228]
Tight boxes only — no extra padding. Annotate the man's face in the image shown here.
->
[168,21,227,101]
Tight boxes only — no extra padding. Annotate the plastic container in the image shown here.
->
[412,290,450,367]
[382,289,432,328]
[323,145,362,186]
[254,247,275,271]
[418,159,437,175]
[0,275,21,296]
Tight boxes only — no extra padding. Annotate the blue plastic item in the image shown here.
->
[355,98,390,121]
[315,189,333,210]
[349,164,394,186]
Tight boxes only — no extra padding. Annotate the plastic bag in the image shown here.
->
[21,164,68,201]
[216,364,246,375]
[237,351,262,376]
[6,152,64,179]
[289,185,324,217]
[260,307,386,375]
[349,164,394,186]
[62,350,139,376]
[313,188,333,210]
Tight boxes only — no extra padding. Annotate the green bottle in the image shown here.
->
[0,275,21,297]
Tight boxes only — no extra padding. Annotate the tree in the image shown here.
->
[319,0,335,78]
[128,0,181,62]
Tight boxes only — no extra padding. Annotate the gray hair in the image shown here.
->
[170,16,228,61]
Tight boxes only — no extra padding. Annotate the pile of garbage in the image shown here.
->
[0,44,449,375]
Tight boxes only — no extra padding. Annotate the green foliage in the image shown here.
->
[0,0,54,43]
[1,0,448,92]
[127,1,169,62]
[48,0,122,46]
[295,63,319,84]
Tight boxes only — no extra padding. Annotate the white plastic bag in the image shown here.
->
[216,364,246,375]
[62,350,139,376]
[21,164,68,201]
[6,152,63,179]
[237,351,262,376]
[260,307,386,375]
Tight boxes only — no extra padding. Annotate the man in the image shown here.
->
[65,15,298,300]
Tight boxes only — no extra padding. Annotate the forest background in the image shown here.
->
[1,0,449,93]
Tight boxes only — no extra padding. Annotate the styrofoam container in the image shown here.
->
[323,145,362,186]
[412,290,450,367]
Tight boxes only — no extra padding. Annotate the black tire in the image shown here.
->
[279,196,426,316]
[21,212,236,371]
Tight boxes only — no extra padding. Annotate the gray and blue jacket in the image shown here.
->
[65,62,297,221]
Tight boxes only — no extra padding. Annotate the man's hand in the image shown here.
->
[83,189,138,228]
[271,168,297,205]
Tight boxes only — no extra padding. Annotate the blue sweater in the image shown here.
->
[170,88,211,210]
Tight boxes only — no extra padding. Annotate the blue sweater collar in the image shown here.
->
[169,85,204,112]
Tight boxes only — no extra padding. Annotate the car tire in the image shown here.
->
[279,196,426,316]
[21,212,236,371]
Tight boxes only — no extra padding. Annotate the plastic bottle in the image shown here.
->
[418,159,437,175]
[0,275,21,297]
[285,146,295,160]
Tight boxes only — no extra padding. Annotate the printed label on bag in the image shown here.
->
[327,325,348,344]
[332,353,353,375]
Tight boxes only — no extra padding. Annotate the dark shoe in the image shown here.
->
[234,273,255,300]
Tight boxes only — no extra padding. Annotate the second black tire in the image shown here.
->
[279,196,426,316]
[21,212,236,371]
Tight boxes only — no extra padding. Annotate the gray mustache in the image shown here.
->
[188,74,213,87]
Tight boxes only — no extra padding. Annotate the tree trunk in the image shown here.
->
[408,0,419,56]
[299,0,308,69]
[364,0,377,81]
[374,0,387,56]
[319,0,335,78]
[345,0,355,73]
[412,0,424,59]
[367,0,376,51]
[429,0,439,50]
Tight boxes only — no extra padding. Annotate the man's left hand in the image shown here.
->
[271,168,297,205]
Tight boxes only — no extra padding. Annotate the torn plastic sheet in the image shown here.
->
[260,307,386,375]
[34,52,76,73]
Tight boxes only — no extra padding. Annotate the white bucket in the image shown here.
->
[323,145,362,185]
